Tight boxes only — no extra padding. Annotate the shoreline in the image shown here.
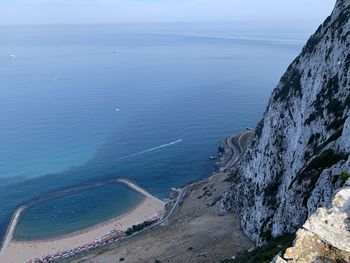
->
[12,179,159,243]
[0,179,165,263]
[13,197,148,243]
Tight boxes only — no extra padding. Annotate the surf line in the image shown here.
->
[120,139,183,160]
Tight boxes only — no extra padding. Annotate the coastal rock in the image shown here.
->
[221,0,350,245]
[169,187,181,200]
[215,197,229,216]
[278,186,350,262]
[215,138,233,171]
[303,185,350,253]
[272,255,287,263]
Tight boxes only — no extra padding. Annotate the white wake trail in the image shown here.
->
[121,139,183,159]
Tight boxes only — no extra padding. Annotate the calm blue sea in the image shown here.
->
[0,22,310,241]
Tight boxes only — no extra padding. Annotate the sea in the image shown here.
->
[0,22,312,241]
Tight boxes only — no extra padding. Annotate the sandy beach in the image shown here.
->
[0,179,165,263]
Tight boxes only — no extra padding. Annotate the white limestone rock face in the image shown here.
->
[303,186,350,253]
[278,186,350,262]
[222,0,350,245]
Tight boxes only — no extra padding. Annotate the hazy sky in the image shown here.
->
[0,0,336,25]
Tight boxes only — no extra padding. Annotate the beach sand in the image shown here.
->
[0,180,165,263]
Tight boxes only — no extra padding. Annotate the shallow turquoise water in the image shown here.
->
[0,22,310,241]
[15,183,143,240]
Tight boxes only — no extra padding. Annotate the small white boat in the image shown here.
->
[116,108,120,112]
[10,54,16,59]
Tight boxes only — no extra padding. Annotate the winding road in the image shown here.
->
[147,130,254,229]
[222,130,254,171]
[130,130,254,235]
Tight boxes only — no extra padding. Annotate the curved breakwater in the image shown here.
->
[0,179,165,263]
[23,179,119,208]
[3,178,144,243]
[0,206,26,257]
[0,138,183,246]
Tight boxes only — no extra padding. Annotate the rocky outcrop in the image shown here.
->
[274,185,350,262]
[222,0,350,245]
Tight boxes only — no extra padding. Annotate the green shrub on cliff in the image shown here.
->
[340,172,350,184]
[220,234,295,263]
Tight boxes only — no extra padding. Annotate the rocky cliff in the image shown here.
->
[222,0,350,245]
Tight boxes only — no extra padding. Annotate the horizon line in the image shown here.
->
[0,18,323,28]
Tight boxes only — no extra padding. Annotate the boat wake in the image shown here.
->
[121,139,183,159]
